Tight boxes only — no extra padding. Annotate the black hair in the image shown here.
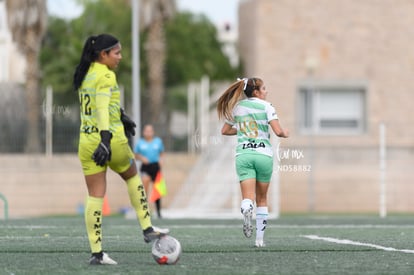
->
[73,34,119,90]
[243,78,259,97]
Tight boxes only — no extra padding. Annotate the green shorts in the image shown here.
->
[78,133,135,176]
[236,153,273,182]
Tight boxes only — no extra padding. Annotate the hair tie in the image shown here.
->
[237,77,248,91]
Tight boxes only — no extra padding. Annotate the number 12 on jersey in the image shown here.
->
[80,93,92,116]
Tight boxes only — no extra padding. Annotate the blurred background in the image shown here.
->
[0,0,413,219]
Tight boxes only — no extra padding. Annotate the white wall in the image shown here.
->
[0,0,26,83]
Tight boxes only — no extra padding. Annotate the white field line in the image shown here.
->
[0,226,58,229]
[2,224,414,230]
[303,235,414,254]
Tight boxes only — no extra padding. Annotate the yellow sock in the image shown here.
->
[126,175,152,230]
[84,196,103,253]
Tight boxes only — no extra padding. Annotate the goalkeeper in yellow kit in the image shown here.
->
[73,33,168,265]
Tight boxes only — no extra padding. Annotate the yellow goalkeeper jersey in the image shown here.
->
[78,62,126,143]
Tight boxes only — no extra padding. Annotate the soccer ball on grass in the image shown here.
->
[151,235,182,265]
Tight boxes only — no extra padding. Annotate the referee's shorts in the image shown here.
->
[140,162,160,182]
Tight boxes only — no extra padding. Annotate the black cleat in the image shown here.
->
[143,226,169,243]
[89,251,117,265]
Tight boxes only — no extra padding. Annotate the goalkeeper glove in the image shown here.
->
[120,108,136,138]
[92,130,112,166]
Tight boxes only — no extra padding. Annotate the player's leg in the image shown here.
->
[119,162,169,242]
[140,173,154,215]
[149,163,162,218]
[236,155,257,238]
[118,161,151,230]
[254,154,273,247]
[111,142,168,242]
[84,172,117,265]
[240,178,255,238]
[79,140,117,265]
[141,172,152,195]
[155,198,162,218]
[255,181,269,247]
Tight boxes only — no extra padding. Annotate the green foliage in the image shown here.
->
[166,84,188,113]
[40,0,133,105]
[164,12,238,86]
[162,12,239,114]
[40,0,239,111]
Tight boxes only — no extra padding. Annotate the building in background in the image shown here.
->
[0,0,27,153]
[217,21,239,68]
[0,0,26,83]
[239,0,414,213]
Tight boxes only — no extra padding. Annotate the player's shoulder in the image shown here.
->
[256,98,276,110]
[92,63,115,81]
[137,138,146,145]
[134,138,145,151]
[254,97,273,106]
[99,69,116,82]
[246,97,275,110]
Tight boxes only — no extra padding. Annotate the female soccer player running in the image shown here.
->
[217,77,289,247]
[73,34,168,265]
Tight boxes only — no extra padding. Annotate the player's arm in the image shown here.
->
[92,73,113,166]
[269,119,289,138]
[134,142,149,164]
[221,122,237,136]
[135,153,149,164]
[120,108,136,138]
[267,103,289,138]
[95,73,113,131]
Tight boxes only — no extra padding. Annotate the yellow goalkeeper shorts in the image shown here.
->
[78,133,135,176]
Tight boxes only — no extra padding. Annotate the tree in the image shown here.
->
[159,12,240,116]
[41,0,133,105]
[6,0,47,153]
[140,0,176,125]
[40,0,239,151]
[164,12,238,86]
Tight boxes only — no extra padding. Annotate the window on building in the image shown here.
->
[298,81,366,134]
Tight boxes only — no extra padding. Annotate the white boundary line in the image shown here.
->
[3,224,414,229]
[303,235,414,254]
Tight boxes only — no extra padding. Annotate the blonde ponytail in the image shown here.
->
[216,79,246,121]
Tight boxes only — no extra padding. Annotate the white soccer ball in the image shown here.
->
[151,235,182,265]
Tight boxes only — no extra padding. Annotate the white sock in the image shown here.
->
[256,206,268,241]
[240,199,254,214]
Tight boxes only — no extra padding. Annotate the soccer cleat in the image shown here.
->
[255,239,266,247]
[242,207,253,238]
[153,226,170,235]
[89,252,117,265]
[143,226,169,243]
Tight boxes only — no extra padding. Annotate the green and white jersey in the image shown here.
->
[228,98,278,157]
